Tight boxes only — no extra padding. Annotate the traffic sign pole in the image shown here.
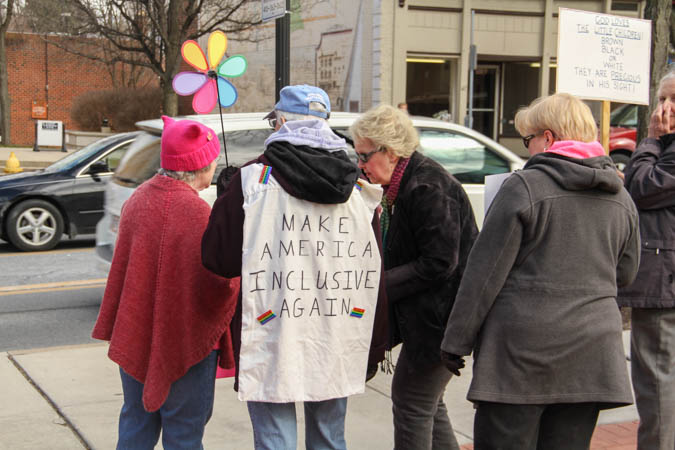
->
[275,0,291,102]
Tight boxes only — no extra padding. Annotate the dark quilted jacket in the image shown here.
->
[384,151,478,368]
[618,134,675,308]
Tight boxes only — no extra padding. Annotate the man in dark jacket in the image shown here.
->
[618,69,675,450]
[201,85,387,450]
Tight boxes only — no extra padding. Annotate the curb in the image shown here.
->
[7,342,108,355]
[0,147,74,173]
[0,158,61,172]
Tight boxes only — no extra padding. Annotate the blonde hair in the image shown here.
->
[514,93,598,142]
[349,104,419,158]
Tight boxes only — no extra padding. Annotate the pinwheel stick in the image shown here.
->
[209,69,230,169]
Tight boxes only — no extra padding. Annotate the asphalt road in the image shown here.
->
[0,237,106,352]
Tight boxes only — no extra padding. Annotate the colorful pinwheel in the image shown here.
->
[172,31,247,114]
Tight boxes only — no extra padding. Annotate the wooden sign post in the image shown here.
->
[601,100,610,154]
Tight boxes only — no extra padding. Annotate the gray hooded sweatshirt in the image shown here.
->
[441,151,640,407]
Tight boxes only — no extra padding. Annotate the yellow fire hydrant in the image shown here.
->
[3,152,23,174]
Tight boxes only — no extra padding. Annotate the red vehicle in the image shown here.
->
[607,104,637,171]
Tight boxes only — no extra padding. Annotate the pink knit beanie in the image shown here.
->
[160,116,220,171]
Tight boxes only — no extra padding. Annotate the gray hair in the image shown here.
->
[660,67,675,86]
[158,162,214,183]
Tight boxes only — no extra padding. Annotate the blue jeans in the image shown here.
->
[116,350,218,450]
[247,398,348,450]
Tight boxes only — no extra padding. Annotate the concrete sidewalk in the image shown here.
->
[1,332,639,449]
[0,147,75,172]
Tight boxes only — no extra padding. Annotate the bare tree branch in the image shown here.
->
[20,0,265,115]
[0,0,15,32]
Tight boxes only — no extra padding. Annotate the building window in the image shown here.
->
[405,59,451,118]
[611,1,639,11]
[501,62,556,138]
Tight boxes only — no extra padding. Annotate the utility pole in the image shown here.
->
[275,0,291,101]
[465,10,476,129]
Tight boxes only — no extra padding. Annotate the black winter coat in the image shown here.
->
[618,134,675,308]
[384,151,478,368]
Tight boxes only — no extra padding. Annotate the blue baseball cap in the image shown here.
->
[264,84,331,120]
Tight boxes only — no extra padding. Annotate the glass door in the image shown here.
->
[470,65,499,139]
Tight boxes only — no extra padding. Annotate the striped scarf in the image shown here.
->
[380,157,410,246]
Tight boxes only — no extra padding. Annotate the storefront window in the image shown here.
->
[406,59,451,118]
[501,63,556,137]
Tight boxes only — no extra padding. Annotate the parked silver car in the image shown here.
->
[95,112,524,268]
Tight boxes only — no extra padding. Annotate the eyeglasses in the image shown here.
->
[522,130,557,149]
[268,117,278,129]
[522,134,536,149]
[356,146,386,163]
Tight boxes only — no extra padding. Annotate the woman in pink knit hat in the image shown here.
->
[92,116,239,449]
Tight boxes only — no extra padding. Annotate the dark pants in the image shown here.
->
[392,345,459,450]
[631,307,675,450]
[473,402,600,450]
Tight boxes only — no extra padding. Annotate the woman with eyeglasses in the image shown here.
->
[440,92,640,449]
[350,104,478,450]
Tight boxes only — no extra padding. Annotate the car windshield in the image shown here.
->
[45,134,129,172]
[418,129,510,184]
[610,104,637,127]
[213,128,274,180]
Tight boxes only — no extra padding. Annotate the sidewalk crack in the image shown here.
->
[365,383,392,398]
[7,353,92,450]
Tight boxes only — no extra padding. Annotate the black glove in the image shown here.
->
[216,165,238,197]
[440,350,465,376]
[365,363,378,382]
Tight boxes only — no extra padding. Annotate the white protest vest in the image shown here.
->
[238,163,383,402]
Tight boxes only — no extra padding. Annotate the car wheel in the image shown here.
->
[611,152,631,172]
[6,200,64,251]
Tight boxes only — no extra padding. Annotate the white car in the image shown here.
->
[95,112,524,268]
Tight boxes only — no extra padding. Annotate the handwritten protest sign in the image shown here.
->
[557,8,651,105]
[237,164,382,402]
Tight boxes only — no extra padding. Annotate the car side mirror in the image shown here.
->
[88,160,109,174]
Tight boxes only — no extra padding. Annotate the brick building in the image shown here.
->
[5,32,119,146]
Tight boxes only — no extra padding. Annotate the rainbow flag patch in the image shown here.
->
[350,307,365,318]
[355,180,364,191]
[259,165,272,184]
[257,310,276,325]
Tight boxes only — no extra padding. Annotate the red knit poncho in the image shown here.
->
[92,175,239,412]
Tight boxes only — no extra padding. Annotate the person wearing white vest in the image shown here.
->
[202,84,388,450]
